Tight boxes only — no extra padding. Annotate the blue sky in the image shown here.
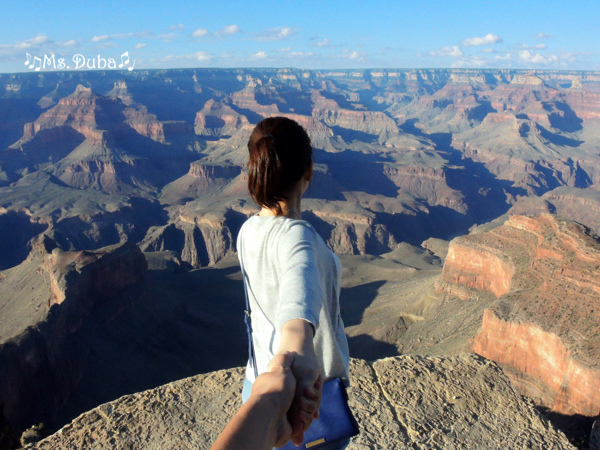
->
[1,0,598,73]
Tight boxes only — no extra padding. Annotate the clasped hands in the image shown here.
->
[261,351,322,448]
[210,351,322,450]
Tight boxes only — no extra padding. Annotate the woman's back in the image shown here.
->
[237,215,350,384]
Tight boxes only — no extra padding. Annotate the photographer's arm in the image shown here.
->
[211,353,296,450]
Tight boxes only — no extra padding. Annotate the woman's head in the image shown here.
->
[247,117,312,215]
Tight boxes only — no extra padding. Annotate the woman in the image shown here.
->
[237,116,350,448]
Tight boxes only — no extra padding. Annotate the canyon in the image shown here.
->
[1,68,600,448]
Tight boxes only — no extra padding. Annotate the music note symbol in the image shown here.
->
[118,51,130,69]
[127,59,136,71]
[24,53,32,66]
[29,56,42,71]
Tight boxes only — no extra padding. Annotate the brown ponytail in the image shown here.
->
[247,117,312,215]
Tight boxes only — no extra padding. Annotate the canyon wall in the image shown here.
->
[473,309,600,417]
[0,239,147,431]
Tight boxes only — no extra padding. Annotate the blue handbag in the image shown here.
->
[278,377,359,449]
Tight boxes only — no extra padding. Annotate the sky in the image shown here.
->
[1,0,598,73]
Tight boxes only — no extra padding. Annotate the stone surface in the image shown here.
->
[28,355,574,449]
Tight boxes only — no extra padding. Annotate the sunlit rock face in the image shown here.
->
[440,213,600,417]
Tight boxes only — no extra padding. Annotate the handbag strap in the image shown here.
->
[239,228,259,379]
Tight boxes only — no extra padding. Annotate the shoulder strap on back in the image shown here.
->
[238,226,259,379]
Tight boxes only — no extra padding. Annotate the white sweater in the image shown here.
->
[237,215,350,385]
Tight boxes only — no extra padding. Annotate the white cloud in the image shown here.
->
[429,46,464,58]
[461,33,503,47]
[560,52,577,63]
[16,35,53,48]
[59,40,78,47]
[159,51,213,63]
[135,43,147,49]
[92,31,152,43]
[534,33,552,40]
[315,38,330,47]
[215,25,241,37]
[495,53,512,60]
[157,33,177,41]
[196,51,212,61]
[255,27,296,41]
[170,24,184,30]
[279,47,292,52]
[251,51,267,59]
[289,51,313,57]
[92,35,111,43]
[192,28,208,38]
[451,56,487,68]
[519,43,547,50]
[518,49,558,64]
[337,50,366,61]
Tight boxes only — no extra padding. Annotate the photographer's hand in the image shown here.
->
[211,352,296,450]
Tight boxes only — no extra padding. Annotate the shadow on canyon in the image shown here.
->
[0,263,248,433]
[401,119,527,223]
[536,406,597,449]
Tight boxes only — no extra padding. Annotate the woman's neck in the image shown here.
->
[258,202,302,220]
[258,176,307,220]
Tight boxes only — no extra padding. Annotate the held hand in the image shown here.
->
[253,352,297,448]
[288,353,322,445]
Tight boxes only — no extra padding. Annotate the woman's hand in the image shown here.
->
[276,319,322,446]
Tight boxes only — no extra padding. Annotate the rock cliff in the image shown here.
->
[439,214,600,418]
[27,355,573,449]
[0,239,147,432]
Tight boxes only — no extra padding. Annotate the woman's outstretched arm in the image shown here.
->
[277,319,322,446]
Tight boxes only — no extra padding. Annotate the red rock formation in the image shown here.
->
[440,214,600,417]
[473,310,600,417]
[123,106,165,142]
[442,241,515,297]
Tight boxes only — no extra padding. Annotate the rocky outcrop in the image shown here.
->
[122,105,165,142]
[509,186,600,235]
[27,355,573,449]
[0,239,148,433]
[383,164,466,212]
[306,209,398,256]
[40,240,147,306]
[441,236,516,298]
[439,214,600,418]
[140,213,239,268]
[194,99,249,137]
